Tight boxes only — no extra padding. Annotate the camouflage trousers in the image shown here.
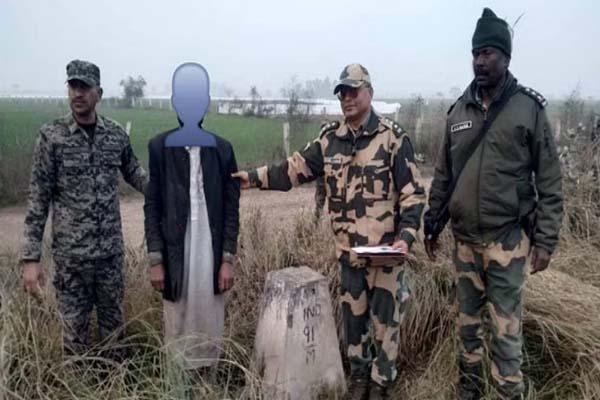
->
[340,261,410,386]
[53,254,125,355]
[454,227,530,398]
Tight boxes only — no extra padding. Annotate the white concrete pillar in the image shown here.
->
[255,266,346,400]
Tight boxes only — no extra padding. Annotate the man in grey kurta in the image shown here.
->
[162,146,226,368]
[144,64,240,370]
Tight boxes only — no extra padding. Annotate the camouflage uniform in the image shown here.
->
[22,60,147,354]
[314,122,330,221]
[454,228,530,398]
[314,175,326,220]
[248,98,426,385]
[53,254,124,354]
[426,11,563,395]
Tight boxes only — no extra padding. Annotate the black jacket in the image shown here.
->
[144,129,240,301]
[425,72,563,251]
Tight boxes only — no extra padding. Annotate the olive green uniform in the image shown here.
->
[426,72,563,398]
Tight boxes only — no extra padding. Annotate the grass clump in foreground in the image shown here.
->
[1,192,600,398]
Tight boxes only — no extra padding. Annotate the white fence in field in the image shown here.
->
[0,95,402,117]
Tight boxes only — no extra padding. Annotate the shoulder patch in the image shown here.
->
[520,86,548,107]
[40,118,67,135]
[319,120,340,137]
[380,117,404,135]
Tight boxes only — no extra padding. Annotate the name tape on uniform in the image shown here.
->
[324,157,343,165]
[450,120,473,133]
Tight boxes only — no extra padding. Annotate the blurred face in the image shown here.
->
[472,46,510,89]
[338,84,373,121]
[68,80,102,119]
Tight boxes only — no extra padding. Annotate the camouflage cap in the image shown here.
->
[66,59,100,87]
[333,63,371,94]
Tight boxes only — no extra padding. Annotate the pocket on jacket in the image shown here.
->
[61,148,91,190]
[364,199,395,246]
[361,162,391,200]
[62,147,90,170]
[102,145,122,167]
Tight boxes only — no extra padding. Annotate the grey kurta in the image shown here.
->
[163,146,225,369]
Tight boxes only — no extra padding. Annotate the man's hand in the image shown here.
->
[424,238,439,262]
[231,171,250,190]
[530,246,551,275]
[219,262,234,292]
[150,264,165,292]
[369,239,409,267]
[392,239,409,254]
[23,262,44,299]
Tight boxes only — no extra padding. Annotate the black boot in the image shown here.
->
[369,382,389,400]
[344,369,370,400]
[499,391,524,400]
[457,361,485,400]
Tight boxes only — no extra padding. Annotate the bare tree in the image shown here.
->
[119,75,147,107]
[561,84,585,135]
[246,86,269,117]
[280,76,313,122]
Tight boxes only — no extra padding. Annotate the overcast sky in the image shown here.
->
[1,0,598,99]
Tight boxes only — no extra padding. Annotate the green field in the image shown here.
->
[0,100,320,204]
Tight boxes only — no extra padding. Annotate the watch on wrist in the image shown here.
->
[222,251,235,265]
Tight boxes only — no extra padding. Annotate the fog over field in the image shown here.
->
[1,0,599,99]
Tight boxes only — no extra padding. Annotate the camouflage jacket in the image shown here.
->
[425,72,563,252]
[22,113,148,261]
[248,111,426,266]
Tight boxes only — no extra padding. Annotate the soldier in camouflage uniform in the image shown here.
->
[424,9,563,400]
[234,64,426,400]
[21,60,148,356]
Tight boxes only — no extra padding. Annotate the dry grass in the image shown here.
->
[1,185,600,399]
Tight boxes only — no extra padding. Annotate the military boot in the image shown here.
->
[368,382,389,400]
[457,361,485,400]
[499,392,523,400]
[497,380,526,400]
[344,369,370,400]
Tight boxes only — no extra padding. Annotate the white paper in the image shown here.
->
[351,246,407,257]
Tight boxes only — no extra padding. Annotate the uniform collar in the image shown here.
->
[464,70,516,107]
[335,108,379,139]
[66,112,105,135]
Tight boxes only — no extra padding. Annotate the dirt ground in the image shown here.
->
[0,187,317,253]
[0,174,431,254]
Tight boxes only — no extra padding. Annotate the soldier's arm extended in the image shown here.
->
[143,141,164,266]
[393,136,427,248]
[121,139,148,194]
[424,126,452,223]
[531,108,563,253]
[247,138,324,190]
[22,128,56,261]
[222,144,241,257]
